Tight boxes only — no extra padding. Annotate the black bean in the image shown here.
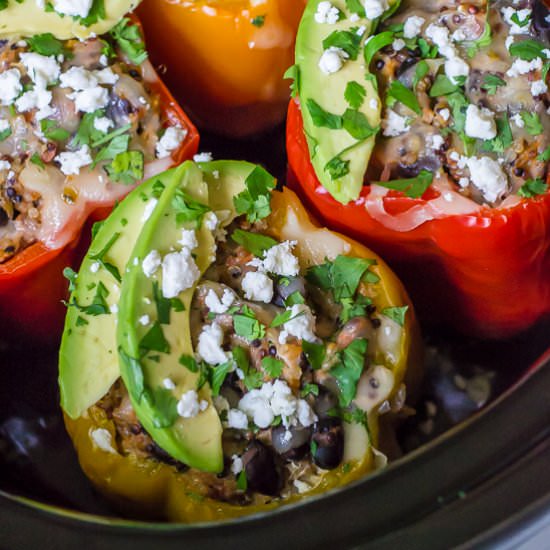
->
[0,209,8,226]
[371,318,382,329]
[268,345,277,356]
[242,441,281,496]
[312,417,344,470]
[251,338,262,348]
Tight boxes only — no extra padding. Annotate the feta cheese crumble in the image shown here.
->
[197,322,228,365]
[466,156,509,203]
[142,250,162,278]
[156,126,187,158]
[55,145,92,175]
[161,248,200,298]
[506,57,542,77]
[445,56,470,84]
[464,104,497,140]
[241,271,274,303]
[52,0,93,17]
[382,110,409,137]
[0,69,22,105]
[193,152,214,163]
[90,428,116,454]
[318,47,348,74]
[403,16,425,39]
[279,304,318,344]
[227,409,249,430]
[364,0,389,20]
[262,241,300,276]
[205,288,236,314]
[141,198,158,222]
[177,390,203,418]
[314,1,340,24]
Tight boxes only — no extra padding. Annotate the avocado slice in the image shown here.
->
[0,0,139,40]
[295,0,385,204]
[59,167,178,419]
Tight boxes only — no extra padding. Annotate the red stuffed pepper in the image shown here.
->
[287,0,550,339]
[0,14,199,341]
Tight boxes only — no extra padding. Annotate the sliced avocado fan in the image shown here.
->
[295,0,397,204]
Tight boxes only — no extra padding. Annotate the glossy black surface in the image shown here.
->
[1,125,550,547]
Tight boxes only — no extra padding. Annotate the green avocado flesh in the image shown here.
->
[60,160,257,473]
[295,0,385,204]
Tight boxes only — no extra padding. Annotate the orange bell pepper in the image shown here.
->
[0,16,199,343]
[137,0,306,137]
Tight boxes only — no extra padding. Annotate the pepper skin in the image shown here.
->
[137,0,306,137]
[0,17,199,343]
[286,97,550,339]
[64,186,422,523]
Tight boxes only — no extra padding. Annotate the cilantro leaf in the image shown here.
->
[78,0,106,27]
[372,170,433,198]
[89,231,121,282]
[233,165,275,223]
[538,146,550,161]
[251,15,265,27]
[509,39,546,61]
[106,150,144,184]
[30,152,44,169]
[325,156,350,179]
[237,469,248,490]
[382,305,408,326]
[0,124,11,142]
[521,112,543,135]
[481,114,513,154]
[92,134,130,168]
[72,110,106,147]
[344,81,367,109]
[40,119,70,142]
[231,228,277,257]
[300,383,319,397]
[518,178,547,198]
[322,29,362,60]
[234,307,265,341]
[179,354,199,372]
[152,280,173,324]
[306,99,343,129]
[143,386,178,428]
[283,64,300,98]
[69,281,110,316]
[481,73,506,95]
[63,266,78,293]
[27,33,67,56]
[342,108,379,139]
[330,338,368,406]
[302,340,326,370]
[119,347,144,401]
[171,188,210,227]
[429,74,460,97]
[345,0,365,16]
[261,356,284,378]
[466,21,492,58]
[210,361,233,396]
[110,17,148,65]
[139,321,170,354]
[413,60,429,89]
[387,80,421,114]
[364,31,394,66]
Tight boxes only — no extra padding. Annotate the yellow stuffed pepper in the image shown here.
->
[59,160,422,522]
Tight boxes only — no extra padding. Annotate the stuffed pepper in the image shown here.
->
[137,0,306,137]
[287,0,550,338]
[0,3,199,340]
[59,160,422,522]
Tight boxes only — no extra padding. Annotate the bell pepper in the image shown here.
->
[136,0,306,137]
[63,168,422,522]
[286,98,550,339]
[0,16,199,343]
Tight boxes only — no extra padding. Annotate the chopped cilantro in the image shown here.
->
[139,321,170,354]
[171,188,210,227]
[233,165,275,223]
[345,0,365,17]
[306,99,343,130]
[371,170,433,198]
[261,356,284,378]
[63,267,78,292]
[234,306,266,341]
[322,29,362,60]
[143,386,178,428]
[387,80,421,114]
[538,146,550,162]
[152,280,172,324]
[330,338,368,406]
[89,231,121,282]
[413,60,429,89]
[251,15,265,27]
[382,305,408,326]
[429,75,460,97]
[179,354,199,372]
[417,38,438,58]
[270,307,303,328]
[364,31,394,66]
[110,17,148,65]
[75,315,89,327]
[92,134,130,168]
[300,383,319,397]
[518,178,547,198]
[283,64,300,98]
[237,469,248,491]
[302,340,326,370]
[119,347,144,401]
[27,33,66,56]
[521,112,543,135]
[284,291,305,307]
[231,228,277,257]
[481,74,506,95]
[325,156,350,179]
[40,119,70,142]
[106,150,144,184]
[0,124,11,142]
[342,108,379,139]
[210,361,232,396]
[78,0,106,27]
[481,114,513,154]
[30,152,45,169]
[509,39,546,61]
[72,110,106,148]
[344,81,366,109]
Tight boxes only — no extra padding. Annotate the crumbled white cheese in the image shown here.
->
[506,57,542,77]
[505,35,515,50]
[99,54,108,67]
[427,134,445,150]
[52,0,92,17]
[142,249,162,278]
[95,67,119,86]
[71,86,109,113]
[403,16,425,39]
[297,399,318,427]
[93,116,114,134]
[205,288,235,314]
[198,322,228,365]
[465,104,497,140]
[425,23,456,58]
[0,69,22,106]
[138,314,150,326]
[445,56,470,84]
[501,7,532,35]
[293,479,312,494]
[280,304,318,344]
[458,177,470,188]
[318,47,348,74]
[178,228,198,249]
[230,454,244,475]
[20,52,60,87]
[0,160,11,172]
[369,98,378,109]
[314,1,340,24]
[511,113,524,128]
[0,119,10,133]
[89,261,100,273]
[356,25,367,37]
[177,390,201,418]
[382,110,409,137]
[392,38,406,51]
[227,409,249,430]
[156,126,187,158]
[439,108,450,121]
[203,211,218,231]
[60,66,98,90]
[162,377,176,390]
[466,156,509,203]
[364,0,389,20]
[193,151,213,163]
[241,271,274,303]
[451,28,467,42]
[531,80,548,96]
[161,248,200,298]
[141,198,158,222]
[15,87,53,120]
[55,145,92,175]
[90,428,116,454]
[262,240,300,276]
